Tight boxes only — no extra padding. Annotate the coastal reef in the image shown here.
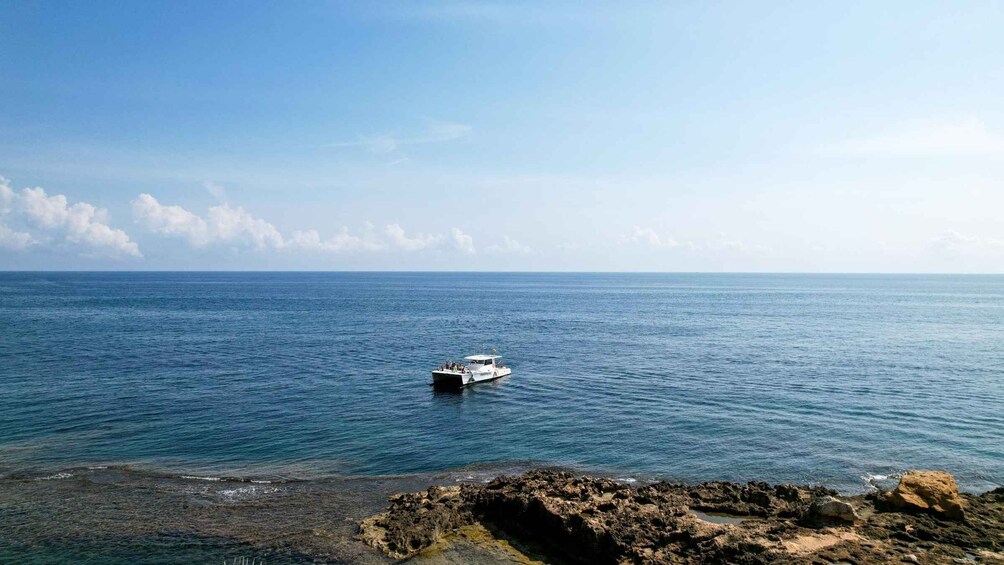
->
[359,470,1004,564]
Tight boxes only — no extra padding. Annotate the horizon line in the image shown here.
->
[1,270,1003,276]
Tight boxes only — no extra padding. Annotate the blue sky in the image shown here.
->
[2,1,1003,271]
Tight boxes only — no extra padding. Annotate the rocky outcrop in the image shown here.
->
[468,472,721,563]
[359,470,1004,563]
[357,486,471,559]
[884,470,967,521]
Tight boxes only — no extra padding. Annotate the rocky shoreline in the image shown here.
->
[359,470,1004,564]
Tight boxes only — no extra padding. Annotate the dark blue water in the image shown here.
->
[1,272,1002,493]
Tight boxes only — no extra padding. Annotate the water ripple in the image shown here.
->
[0,272,1001,495]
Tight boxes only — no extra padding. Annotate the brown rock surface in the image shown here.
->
[359,470,1004,563]
[885,470,967,521]
[357,485,472,559]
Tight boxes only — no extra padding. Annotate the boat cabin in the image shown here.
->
[464,354,502,367]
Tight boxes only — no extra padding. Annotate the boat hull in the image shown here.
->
[432,367,511,388]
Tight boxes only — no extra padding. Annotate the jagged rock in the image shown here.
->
[884,470,966,521]
[359,469,1003,563]
[669,480,832,518]
[805,495,861,524]
[465,471,778,564]
[357,485,471,559]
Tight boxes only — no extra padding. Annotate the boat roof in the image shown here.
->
[464,354,501,361]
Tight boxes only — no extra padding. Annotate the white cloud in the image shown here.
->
[132,193,284,250]
[833,117,1004,156]
[0,224,36,250]
[485,235,532,254]
[207,203,284,250]
[20,188,73,228]
[450,227,476,254]
[288,227,385,252]
[0,181,140,258]
[133,192,477,256]
[131,193,210,246]
[385,223,442,251]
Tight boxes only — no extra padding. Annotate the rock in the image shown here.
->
[885,470,966,521]
[674,480,832,518]
[488,471,797,564]
[360,469,1003,563]
[805,495,861,524]
[357,485,471,559]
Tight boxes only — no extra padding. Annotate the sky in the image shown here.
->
[1,1,1003,272]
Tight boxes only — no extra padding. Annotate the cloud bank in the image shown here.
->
[132,193,476,255]
[0,177,140,257]
[131,193,287,250]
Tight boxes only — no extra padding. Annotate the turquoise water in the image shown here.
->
[1,272,1002,494]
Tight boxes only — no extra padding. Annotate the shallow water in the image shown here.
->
[0,463,533,564]
[1,272,1001,493]
[690,510,748,525]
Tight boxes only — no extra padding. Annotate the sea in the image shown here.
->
[1,272,1001,563]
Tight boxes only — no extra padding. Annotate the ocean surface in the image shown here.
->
[1,272,1003,562]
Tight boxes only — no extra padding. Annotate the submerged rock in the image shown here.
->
[884,470,966,521]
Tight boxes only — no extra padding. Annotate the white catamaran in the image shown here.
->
[432,354,511,388]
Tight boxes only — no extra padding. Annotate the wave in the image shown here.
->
[861,471,903,491]
[35,472,73,481]
[181,475,222,481]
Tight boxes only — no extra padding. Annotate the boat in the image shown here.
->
[432,354,511,388]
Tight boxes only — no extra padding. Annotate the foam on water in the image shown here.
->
[862,472,904,492]
[35,472,73,481]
